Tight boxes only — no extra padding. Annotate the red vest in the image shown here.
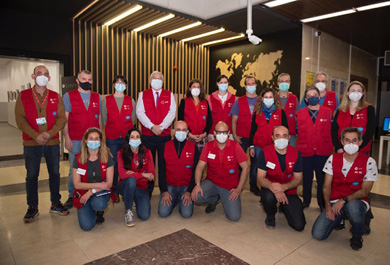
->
[20,88,59,141]
[322,90,337,113]
[164,140,195,187]
[253,109,282,148]
[330,152,369,202]
[140,89,172,136]
[117,149,151,190]
[336,106,371,153]
[209,92,236,133]
[297,106,333,157]
[280,93,297,136]
[236,96,256,138]
[184,98,208,135]
[205,139,240,190]
[105,95,134,139]
[263,144,298,195]
[68,89,100,140]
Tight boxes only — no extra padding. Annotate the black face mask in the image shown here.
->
[78,80,92,91]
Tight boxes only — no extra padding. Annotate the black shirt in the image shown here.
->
[257,148,302,173]
[73,156,114,183]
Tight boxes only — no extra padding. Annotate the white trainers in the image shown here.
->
[125,209,135,227]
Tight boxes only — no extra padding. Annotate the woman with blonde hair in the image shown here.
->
[72,127,114,231]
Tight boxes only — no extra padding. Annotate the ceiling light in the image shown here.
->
[181,28,225,42]
[356,1,390,11]
[265,0,297,8]
[301,9,355,23]
[202,34,245,46]
[159,22,202,37]
[104,5,142,26]
[133,14,175,32]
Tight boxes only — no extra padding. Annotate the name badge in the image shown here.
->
[76,168,86,175]
[208,153,216,159]
[266,161,276,170]
[36,117,47,125]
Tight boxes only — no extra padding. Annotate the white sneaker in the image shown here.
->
[125,209,135,227]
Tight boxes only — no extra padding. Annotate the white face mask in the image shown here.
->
[263,98,274,108]
[175,131,187,142]
[348,92,363,102]
[191,88,200,97]
[343,143,359,155]
[274,138,289,150]
[151,79,163,90]
[36,75,49,87]
[315,82,326,92]
[216,134,228,144]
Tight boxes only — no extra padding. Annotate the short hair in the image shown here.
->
[112,75,128,84]
[277,73,290,82]
[304,86,320,97]
[314,72,328,82]
[77,70,92,79]
[341,127,362,141]
[245,76,257,85]
[272,125,289,136]
[150,71,164,81]
[216,74,228,83]
[33,65,48,75]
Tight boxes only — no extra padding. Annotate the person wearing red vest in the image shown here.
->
[15,65,69,223]
[136,71,176,196]
[277,73,299,147]
[102,75,136,203]
[178,79,212,153]
[297,87,333,210]
[257,126,305,231]
[117,128,155,227]
[191,121,249,221]
[312,127,377,250]
[300,72,340,114]
[63,70,102,209]
[158,121,200,218]
[231,76,259,195]
[207,75,236,140]
[72,128,113,231]
[332,81,375,154]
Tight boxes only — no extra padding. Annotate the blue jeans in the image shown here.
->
[118,177,150,221]
[250,146,263,185]
[24,145,61,208]
[67,140,81,197]
[239,138,256,185]
[289,135,297,147]
[158,185,193,218]
[312,200,367,240]
[106,137,125,192]
[77,194,110,231]
[195,180,241,222]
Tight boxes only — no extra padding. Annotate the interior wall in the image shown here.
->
[0,67,7,121]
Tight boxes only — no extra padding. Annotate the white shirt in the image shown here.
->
[218,92,228,104]
[136,89,176,130]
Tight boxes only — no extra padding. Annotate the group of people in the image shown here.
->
[15,65,377,250]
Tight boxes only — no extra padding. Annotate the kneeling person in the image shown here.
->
[158,121,200,218]
[257,125,305,231]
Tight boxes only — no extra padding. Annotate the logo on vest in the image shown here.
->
[358,127,364,131]
[288,161,294,168]
[160,100,169,105]
[95,114,98,119]
[229,169,235,174]
[126,116,131,120]
[123,105,131,110]
[203,116,206,119]
[320,119,328,122]
[53,111,57,116]
[92,102,99,108]
[201,105,207,110]
[49,98,57,104]
[228,102,233,107]
[327,101,334,106]
[186,165,191,169]
[289,114,293,117]
[185,152,192,158]
[352,182,359,186]
[288,174,292,178]
[227,155,234,162]
[273,115,280,120]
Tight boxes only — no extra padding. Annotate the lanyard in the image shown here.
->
[32,88,49,113]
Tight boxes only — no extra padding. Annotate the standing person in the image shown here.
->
[191,121,249,221]
[136,71,176,196]
[158,121,200,218]
[63,70,102,209]
[300,72,339,114]
[72,128,113,231]
[178,79,212,152]
[117,128,155,227]
[101,75,136,203]
[277,73,299,147]
[297,87,333,210]
[312,127,378,250]
[15,65,69,223]
[257,126,305,231]
[230,76,259,195]
[208,75,236,140]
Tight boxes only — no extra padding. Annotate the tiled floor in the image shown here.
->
[0,123,22,157]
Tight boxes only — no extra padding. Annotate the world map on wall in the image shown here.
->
[215,50,283,95]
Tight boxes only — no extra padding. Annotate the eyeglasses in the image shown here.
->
[215,131,228,135]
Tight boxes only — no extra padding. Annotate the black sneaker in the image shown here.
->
[334,219,345,231]
[265,215,275,229]
[250,184,261,196]
[205,198,220,213]
[64,197,73,209]
[350,237,363,250]
[50,202,70,216]
[23,206,39,223]
[96,211,105,225]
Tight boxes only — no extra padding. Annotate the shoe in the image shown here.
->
[23,206,39,223]
[265,215,275,230]
[96,211,105,225]
[350,237,363,250]
[125,209,135,227]
[205,198,220,213]
[334,219,345,231]
[114,193,120,203]
[64,197,73,209]
[50,202,70,216]
[250,184,261,196]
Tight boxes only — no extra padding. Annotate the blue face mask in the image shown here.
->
[115,83,126,93]
[218,83,228,92]
[279,83,290,92]
[175,131,187,142]
[307,96,320,106]
[87,141,100,151]
[246,86,256,94]
[129,139,142,149]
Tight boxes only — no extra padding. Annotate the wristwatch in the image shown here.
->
[342,196,348,203]
[91,188,97,194]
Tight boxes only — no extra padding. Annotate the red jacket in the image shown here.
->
[253,109,282,148]
[68,89,100,140]
[323,90,337,113]
[140,89,172,136]
[20,88,59,141]
[208,91,236,133]
[263,144,299,195]
[297,106,333,157]
[184,98,208,135]
[280,93,297,136]
[105,95,134,139]
[330,152,369,202]
[236,96,256,138]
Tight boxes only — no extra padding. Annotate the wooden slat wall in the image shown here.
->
[73,21,210,99]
